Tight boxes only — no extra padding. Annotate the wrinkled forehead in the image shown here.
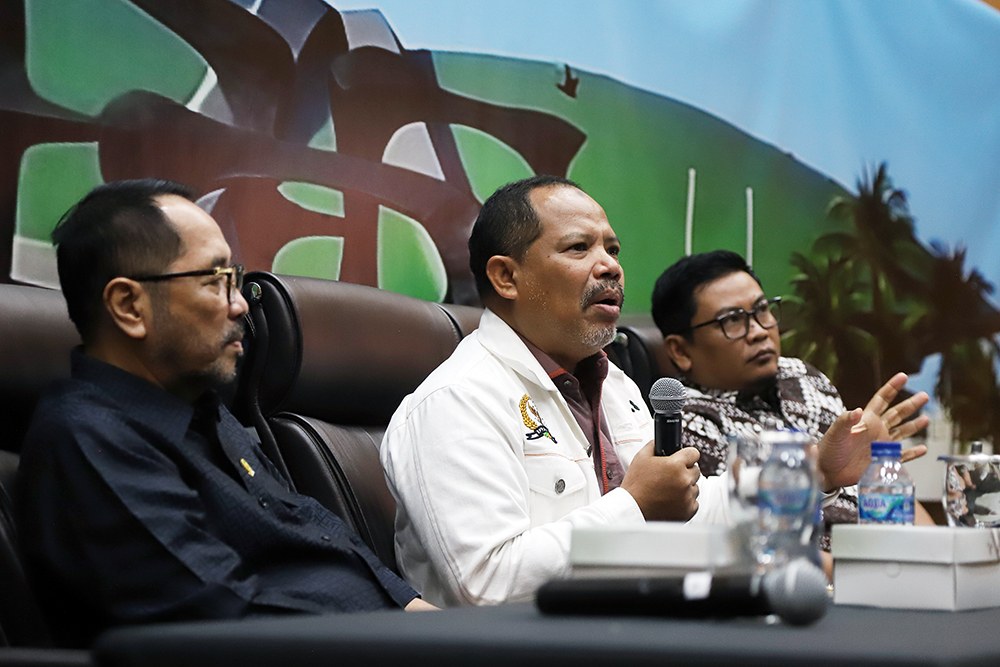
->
[530,184,614,238]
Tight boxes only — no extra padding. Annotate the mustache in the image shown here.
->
[581,280,625,308]
[223,321,245,346]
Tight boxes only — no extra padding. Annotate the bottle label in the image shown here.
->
[859,493,914,523]
[758,487,811,514]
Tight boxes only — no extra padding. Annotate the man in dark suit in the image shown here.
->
[16,179,432,647]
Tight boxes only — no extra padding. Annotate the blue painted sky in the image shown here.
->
[332,0,1000,295]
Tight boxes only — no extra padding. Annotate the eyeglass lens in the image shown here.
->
[721,301,780,339]
[228,266,244,304]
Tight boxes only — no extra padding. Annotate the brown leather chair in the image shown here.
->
[0,283,80,648]
[234,273,479,573]
[439,302,483,338]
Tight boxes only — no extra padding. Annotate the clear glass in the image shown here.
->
[728,429,819,573]
[939,454,1000,528]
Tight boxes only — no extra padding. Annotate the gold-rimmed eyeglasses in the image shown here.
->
[689,297,782,340]
[131,264,245,304]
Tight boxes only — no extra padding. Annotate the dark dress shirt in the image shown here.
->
[15,350,416,646]
[518,336,626,494]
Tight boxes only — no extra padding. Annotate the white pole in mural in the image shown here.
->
[746,186,754,267]
[685,168,696,256]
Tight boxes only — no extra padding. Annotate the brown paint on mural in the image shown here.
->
[1,0,586,306]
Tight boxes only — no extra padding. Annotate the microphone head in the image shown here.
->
[762,558,829,626]
[649,377,686,415]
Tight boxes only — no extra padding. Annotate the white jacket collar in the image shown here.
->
[476,309,558,392]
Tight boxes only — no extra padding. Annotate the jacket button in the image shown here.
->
[321,535,331,542]
[606,469,615,480]
[258,497,268,509]
[555,479,566,494]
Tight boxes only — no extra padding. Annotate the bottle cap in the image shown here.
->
[871,441,901,458]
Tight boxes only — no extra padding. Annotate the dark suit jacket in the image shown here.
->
[16,350,416,646]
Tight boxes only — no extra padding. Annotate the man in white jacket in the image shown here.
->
[381,175,920,607]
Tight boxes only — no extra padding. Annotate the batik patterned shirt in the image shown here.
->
[679,356,858,549]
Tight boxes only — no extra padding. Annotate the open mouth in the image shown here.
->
[585,283,625,311]
[593,294,622,308]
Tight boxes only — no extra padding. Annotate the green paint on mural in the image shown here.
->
[432,53,849,315]
[308,117,337,152]
[16,142,103,242]
[25,0,207,117]
[451,125,534,203]
[272,236,344,281]
[378,206,447,303]
[277,182,345,217]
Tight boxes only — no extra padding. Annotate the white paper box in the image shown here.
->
[832,525,1000,611]
[570,523,738,578]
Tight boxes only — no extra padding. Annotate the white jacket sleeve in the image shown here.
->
[382,386,645,607]
[689,473,733,525]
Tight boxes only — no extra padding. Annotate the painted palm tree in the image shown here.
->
[937,337,1000,446]
[782,250,880,408]
[926,244,1000,445]
[824,163,932,385]
[786,163,1000,445]
[827,163,932,307]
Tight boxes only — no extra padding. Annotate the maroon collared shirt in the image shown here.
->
[518,336,626,495]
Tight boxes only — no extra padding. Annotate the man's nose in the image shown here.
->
[596,250,622,281]
[230,289,249,318]
[746,315,768,341]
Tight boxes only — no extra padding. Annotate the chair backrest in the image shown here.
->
[0,449,53,648]
[439,302,483,338]
[0,284,80,455]
[0,283,76,647]
[235,273,478,571]
[604,324,679,410]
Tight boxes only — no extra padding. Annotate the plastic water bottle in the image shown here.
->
[754,431,819,571]
[859,441,914,524]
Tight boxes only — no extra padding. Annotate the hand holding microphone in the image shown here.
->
[621,379,699,521]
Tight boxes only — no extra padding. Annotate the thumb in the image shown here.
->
[825,408,863,444]
[671,447,701,467]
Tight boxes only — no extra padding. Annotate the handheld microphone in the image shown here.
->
[649,377,685,456]
[536,558,829,626]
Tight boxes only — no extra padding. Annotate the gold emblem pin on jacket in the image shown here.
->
[240,458,255,477]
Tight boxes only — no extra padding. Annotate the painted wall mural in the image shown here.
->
[4,0,1000,445]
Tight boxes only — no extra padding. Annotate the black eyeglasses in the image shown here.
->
[690,297,782,340]
[131,264,245,304]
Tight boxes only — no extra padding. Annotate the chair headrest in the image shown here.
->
[605,324,681,408]
[439,303,483,337]
[0,284,79,453]
[242,273,475,426]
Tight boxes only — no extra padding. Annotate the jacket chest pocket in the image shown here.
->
[523,452,590,527]
[610,423,648,468]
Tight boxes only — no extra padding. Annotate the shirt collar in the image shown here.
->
[476,309,610,394]
[681,356,797,406]
[516,331,609,400]
[70,347,199,444]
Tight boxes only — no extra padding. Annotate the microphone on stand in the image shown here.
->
[649,377,686,456]
[536,558,829,626]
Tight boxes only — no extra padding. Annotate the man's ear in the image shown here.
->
[664,334,694,374]
[485,255,519,301]
[103,278,152,340]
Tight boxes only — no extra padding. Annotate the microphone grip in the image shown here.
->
[654,412,682,456]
